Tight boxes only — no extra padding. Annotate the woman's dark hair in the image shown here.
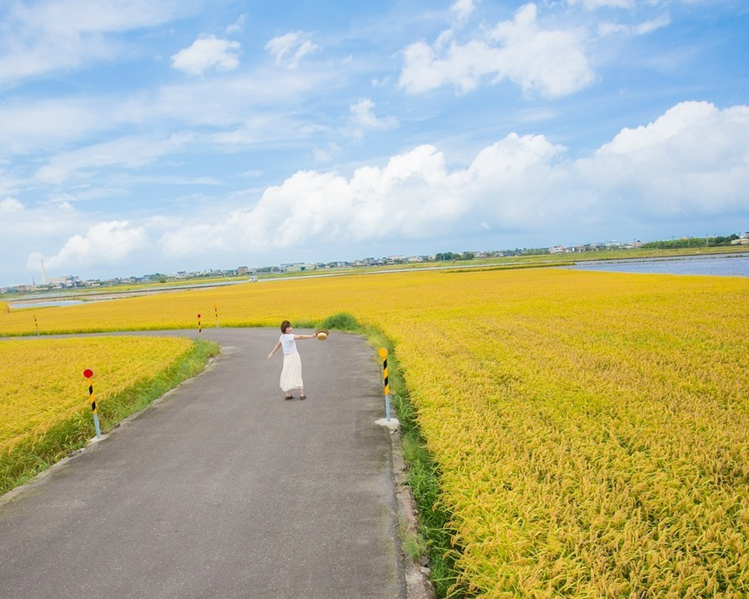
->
[280,320,291,333]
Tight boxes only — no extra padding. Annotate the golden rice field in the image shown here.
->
[0,335,199,493]
[2,267,749,597]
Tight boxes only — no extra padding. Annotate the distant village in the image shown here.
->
[3,233,747,295]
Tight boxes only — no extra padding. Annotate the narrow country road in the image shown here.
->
[0,328,405,599]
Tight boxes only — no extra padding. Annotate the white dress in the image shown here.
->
[279,333,303,391]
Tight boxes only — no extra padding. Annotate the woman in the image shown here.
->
[267,320,317,400]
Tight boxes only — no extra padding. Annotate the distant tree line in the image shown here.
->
[435,252,475,261]
[642,234,739,249]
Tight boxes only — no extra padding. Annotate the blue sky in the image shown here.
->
[1,0,748,285]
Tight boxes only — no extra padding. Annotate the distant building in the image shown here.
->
[47,275,82,288]
[237,266,249,275]
[282,263,316,272]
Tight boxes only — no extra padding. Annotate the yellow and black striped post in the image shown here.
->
[214,303,219,328]
[34,315,39,336]
[83,369,101,439]
[379,348,391,421]
[197,313,202,333]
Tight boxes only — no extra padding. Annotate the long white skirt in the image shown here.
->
[280,351,303,391]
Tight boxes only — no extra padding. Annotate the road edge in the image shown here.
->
[0,353,219,507]
[390,426,437,599]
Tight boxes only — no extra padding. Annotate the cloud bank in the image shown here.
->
[31,101,749,271]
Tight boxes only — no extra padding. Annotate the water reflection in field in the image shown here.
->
[569,254,749,277]
[10,299,85,309]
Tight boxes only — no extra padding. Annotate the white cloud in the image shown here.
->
[598,14,671,37]
[0,200,79,239]
[0,47,340,157]
[0,97,111,154]
[515,107,559,123]
[597,101,712,155]
[399,3,594,97]
[488,4,594,96]
[29,220,148,271]
[452,0,479,23]
[0,197,24,212]
[314,148,333,163]
[49,187,128,205]
[158,134,566,258]
[226,14,247,35]
[36,134,194,184]
[0,51,334,164]
[22,102,749,274]
[153,101,749,260]
[582,101,749,215]
[171,35,241,76]
[313,144,340,163]
[349,99,398,133]
[265,32,319,68]
[567,0,702,10]
[14,0,193,33]
[0,168,23,199]
[0,0,199,85]
[567,0,635,8]
[0,200,91,282]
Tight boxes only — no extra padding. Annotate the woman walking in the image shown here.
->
[267,320,317,400]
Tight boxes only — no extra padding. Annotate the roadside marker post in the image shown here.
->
[34,315,39,336]
[197,313,202,333]
[381,348,391,420]
[83,369,102,440]
[214,304,219,328]
[375,348,399,430]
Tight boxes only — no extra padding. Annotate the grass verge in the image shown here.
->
[369,332,464,598]
[320,313,464,598]
[0,338,220,497]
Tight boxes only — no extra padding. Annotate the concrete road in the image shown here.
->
[0,328,404,599]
